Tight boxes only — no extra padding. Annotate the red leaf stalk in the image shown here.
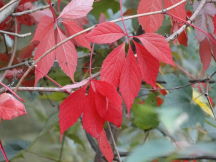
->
[0,81,24,102]
[119,0,130,39]
[89,44,95,78]
[0,141,9,162]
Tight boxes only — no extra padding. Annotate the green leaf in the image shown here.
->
[160,74,205,128]
[0,140,29,161]
[178,142,216,156]
[91,0,119,19]
[126,138,175,162]
[132,104,159,130]
[40,92,67,102]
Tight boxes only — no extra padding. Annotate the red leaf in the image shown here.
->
[134,41,159,87]
[92,80,122,127]
[119,46,142,113]
[199,38,212,73]
[33,17,56,85]
[136,33,174,65]
[19,0,37,5]
[137,0,164,33]
[63,19,91,49]
[59,87,86,134]
[97,130,114,162]
[59,0,94,19]
[86,22,125,44]
[82,86,105,138]
[0,93,26,120]
[100,43,126,87]
[56,27,78,82]
[164,0,186,20]
[177,31,188,46]
[33,15,54,41]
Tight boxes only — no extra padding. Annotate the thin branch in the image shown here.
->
[204,81,216,119]
[15,0,188,90]
[12,5,50,16]
[2,77,216,93]
[0,72,100,93]
[0,141,9,162]
[58,135,65,162]
[0,30,31,38]
[0,60,32,71]
[107,123,121,162]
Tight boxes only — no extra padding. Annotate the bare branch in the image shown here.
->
[12,4,50,16]
[0,30,31,37]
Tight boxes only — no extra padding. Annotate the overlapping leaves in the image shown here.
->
[59,80,122,162]
[33,0,93,85]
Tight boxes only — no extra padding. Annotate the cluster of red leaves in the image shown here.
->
[0,0,191,161]
[59,20,174,161]
[33,0,93,85]
[86,22,174,113]
[45,1,178,161]
[59,80,121,161]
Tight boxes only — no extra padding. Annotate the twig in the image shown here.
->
[0,72,99,93]
[107,123,121,162]
[0,60,32,71]
[15,0,188,90]
[0,141,9,162]
[0,30,31,38]
[12,5,50,16]
[0,0,19,23]
[204,72,216,119]
[58,135,65,162]
[2,77,216,93]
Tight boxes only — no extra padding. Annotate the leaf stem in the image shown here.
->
[107,123,121,162]
[119,0,130,39]
[0,81,24,102]
[89,44,95,79]
[0,140,9,162]
[58,135,65,162]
